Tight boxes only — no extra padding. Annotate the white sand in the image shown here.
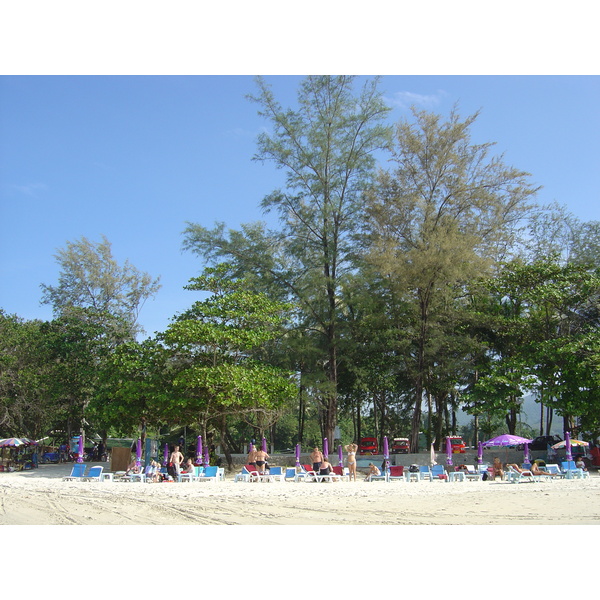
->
[2,462,597,598]
[1,462,599,525]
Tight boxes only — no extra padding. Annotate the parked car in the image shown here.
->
[528,435,562,451]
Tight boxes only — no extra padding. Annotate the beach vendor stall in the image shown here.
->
[0,437,39,471]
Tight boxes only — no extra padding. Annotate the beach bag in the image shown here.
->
[409,464,419,473]
[482,471,488,481]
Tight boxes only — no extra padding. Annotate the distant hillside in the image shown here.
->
[457,394,563,435]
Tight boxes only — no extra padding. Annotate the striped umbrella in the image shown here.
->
[551,439,588,449]
[0,438,28,447]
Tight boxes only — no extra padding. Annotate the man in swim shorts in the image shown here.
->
[310,447,324,473]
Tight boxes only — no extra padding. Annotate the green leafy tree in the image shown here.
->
[158,264,297,465]
[0,311,51,438]
[363,107,538,451]
[184,76,392,445]
[467,257,600,439]
[90,337,171,440]
[39,307,128,441]
[40,235,161,337]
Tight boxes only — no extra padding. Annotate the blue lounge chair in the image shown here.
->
[418,465,433,481]
[82,465,104,482]
[197,465,220,482]
[284,467,298,482]
[561,461,589,479]
[266,466,285,482]
[63,463,87,481]
[431,464,448,481]
[180,466,204,482]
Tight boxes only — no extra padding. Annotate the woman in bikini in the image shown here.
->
[345,443,358,481]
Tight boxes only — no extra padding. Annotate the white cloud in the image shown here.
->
[386,89,448,110]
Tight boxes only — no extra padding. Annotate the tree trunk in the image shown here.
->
[220,415,233,469]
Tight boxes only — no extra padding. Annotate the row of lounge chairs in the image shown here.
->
[63,460,591,484]
[505,461,590,483]
[62,463,226,483]
[234,464,351,483]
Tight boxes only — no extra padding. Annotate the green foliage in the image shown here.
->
[0,311,51,438]
[158,264,297,432]
[362,106,538,449]
[185,76,393,444]
[40,235,161,336]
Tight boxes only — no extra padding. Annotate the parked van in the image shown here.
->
[447,436,466,453]
[391,437,410,454]
[359,437,378,455]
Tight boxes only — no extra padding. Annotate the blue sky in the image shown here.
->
[1,2,598,570]
[1,75,599,338]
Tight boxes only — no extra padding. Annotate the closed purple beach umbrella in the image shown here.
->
[523,442,530,464]
[383,436,390,472]
[295,443,301,467]
[136,438,142,467]
[163,443,169,466]
[196,435,203,466]
[477,441,483,464]
[446,436,453,466]
[262,437,267,453]
[323,438,328,459]
[565,431,572,461]
[77,435,84,463]
[204,446,210,468]
[338,444,343,467]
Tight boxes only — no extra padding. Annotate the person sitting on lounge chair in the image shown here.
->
[182,458,195,473]
[145,459,161,482]
[365,463,380,481]
[492,457,504,480]
[319,457,333,480]
[125,459,141,474]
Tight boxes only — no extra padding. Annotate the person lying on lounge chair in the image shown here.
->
[530,462,561,477]
[506,464,532,475]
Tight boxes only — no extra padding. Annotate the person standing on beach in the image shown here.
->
[310,447,323,473]
[255,447,269,474]
[170,445,184,481]
[247,445,257,468]
[345,443,358,481]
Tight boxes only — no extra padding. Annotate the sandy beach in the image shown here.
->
[1,462,599,525]
[2,461,598,598]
